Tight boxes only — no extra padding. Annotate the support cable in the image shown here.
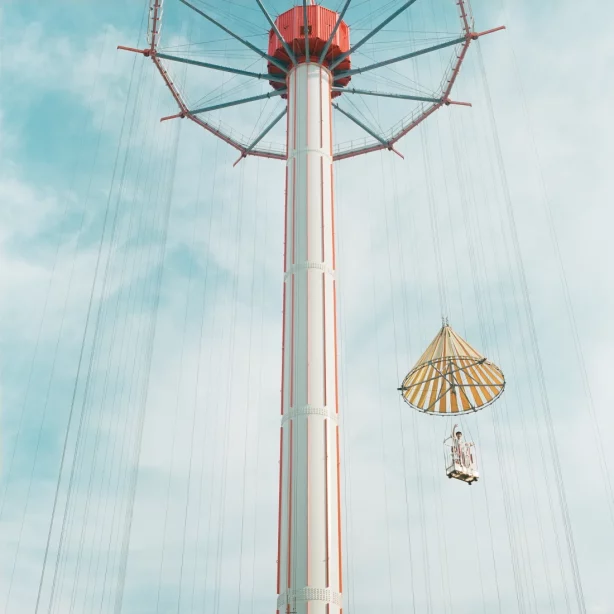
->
[66,55,161,614]
[384,157,418,614]
[419,5,503,610]
[411,17,453,602]
[74,58,156,614]
[1,27,115,612]
[249,186,269,614]
[366,13,419,602]
[185,133,221,612]
[421,4,502,609]
[194,59,234,614]
[496,0,614,527]
[112,116,180,614]
[153,121,192,614]
[33,49,141,614]
[458,111,541,612]
[86,82,153,614]
[335,170,358,614]
[175,127,211,614]
[234,157,261,614]
[212,162,248,614]
[448,108,528,614]
[85,98,176,614]
[476,43,587,614]
[365,171,396,613]
[391,117,433,612]
[456,95,557,611]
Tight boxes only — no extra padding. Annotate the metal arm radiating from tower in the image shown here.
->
[118,0,503,163]
[118,1,504,612]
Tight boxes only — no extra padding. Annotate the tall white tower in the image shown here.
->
[277,60,343,614]
[265,7,353,612]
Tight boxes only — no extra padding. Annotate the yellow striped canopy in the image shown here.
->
[400,323,505,415]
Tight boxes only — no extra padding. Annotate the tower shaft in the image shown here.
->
[277,63,342,614]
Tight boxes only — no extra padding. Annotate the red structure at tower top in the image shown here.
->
[267,4,352,94]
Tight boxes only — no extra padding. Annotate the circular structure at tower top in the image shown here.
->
[267,4,351,95]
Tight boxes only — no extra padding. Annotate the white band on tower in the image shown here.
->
[277,588,343,609]
[282,405,339,426]
[284,261,336,280]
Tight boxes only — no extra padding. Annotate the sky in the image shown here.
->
[1,0,614,613]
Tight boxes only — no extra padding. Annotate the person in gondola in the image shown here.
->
[453,430,465,466]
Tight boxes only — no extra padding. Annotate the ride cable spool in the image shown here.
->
[399,320,505,414]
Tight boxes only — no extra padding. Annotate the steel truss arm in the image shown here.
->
[458,0,472,36]
[256,0,297,65]
[156,52,286,83]
[234,107,287,166]
[329,0,419,70]
[334,36,465,79]
[332,103,403,158]
[319,0,352,64]
[148,0,163,52]
[178,0,288,73]
[189,89,286,115]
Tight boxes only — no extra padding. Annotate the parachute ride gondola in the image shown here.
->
[399,320,506,484]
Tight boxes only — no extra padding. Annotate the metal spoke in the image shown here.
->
[319,0,352,64]
[178,0,288,73]
[332,103,388,148]
[255,0,297,65]
[303,0,310,62]
[334,37,465,78]
[329,0,419,70]
[156,52,285,83]
[333,86,440,103]
[246,107,287,152]
[235,108,288,165]
[189,90,287,115]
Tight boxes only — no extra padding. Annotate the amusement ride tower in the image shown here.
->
[119,1,503,612]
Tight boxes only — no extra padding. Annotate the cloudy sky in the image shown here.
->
[1,0,614,613]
